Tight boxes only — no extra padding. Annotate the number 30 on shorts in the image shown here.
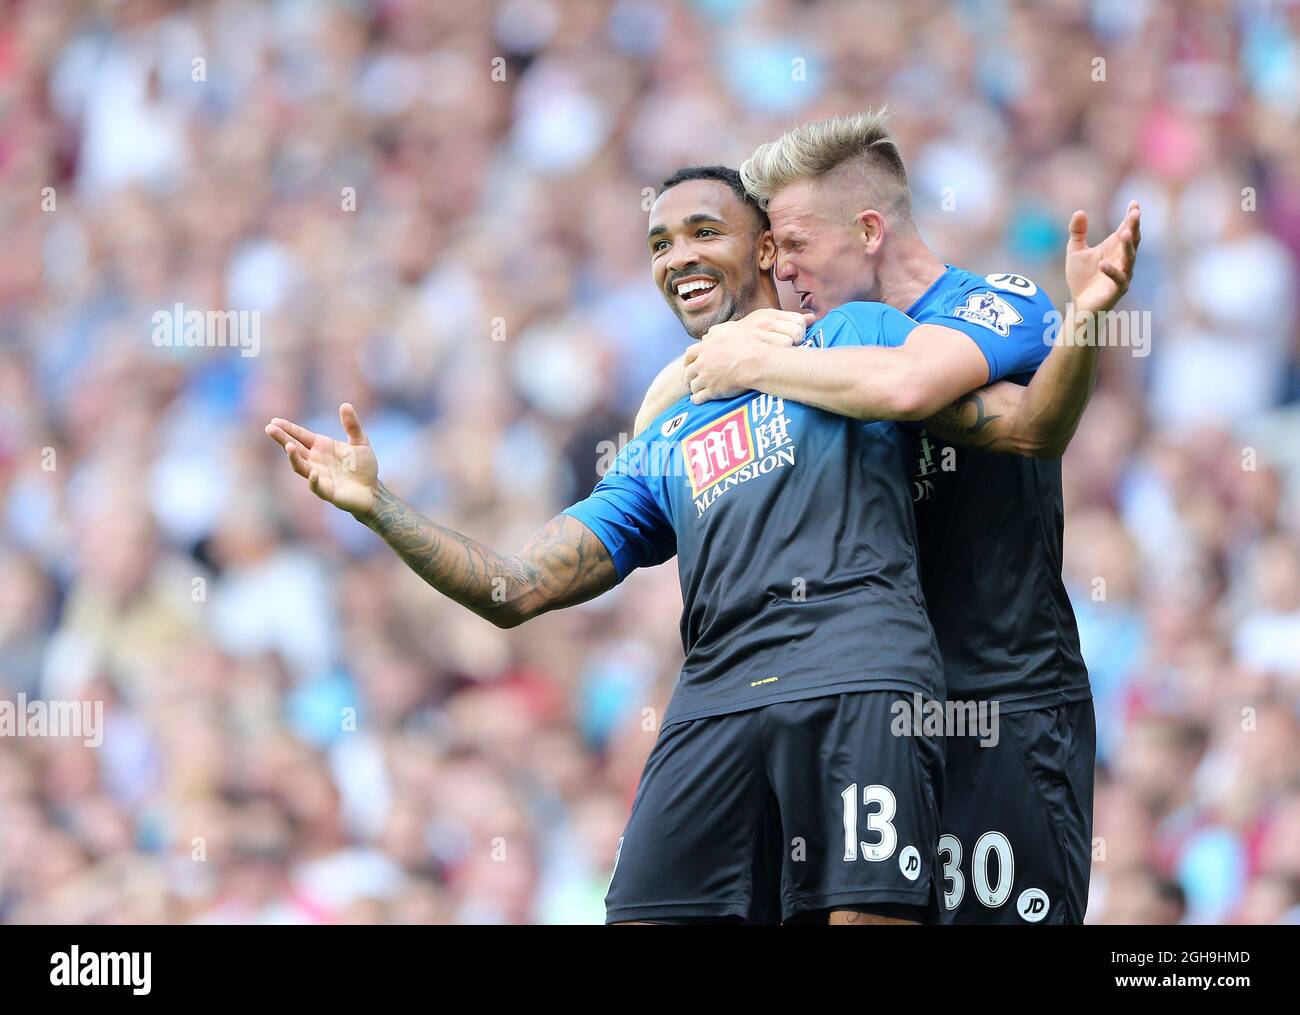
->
[937,831,1014,909]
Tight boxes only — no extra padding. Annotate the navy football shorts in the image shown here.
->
[605,691,944,924]
[929,698,1096,924]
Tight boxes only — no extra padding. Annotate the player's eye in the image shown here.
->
[651,240,670,253]
[697,228,718,238]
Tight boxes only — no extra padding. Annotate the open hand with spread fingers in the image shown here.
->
[264,402,379,519]
[1065,200,1141,314]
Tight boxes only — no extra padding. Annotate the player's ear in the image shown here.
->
[756,228,776,271]
[857,209,885,254]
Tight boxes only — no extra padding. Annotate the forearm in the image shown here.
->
[744,344,925,420]
[361,483,535,625]
[922,295,1117,458]
[1011,302,1101,457]
[743,323,990,422]
[361,483,615,628]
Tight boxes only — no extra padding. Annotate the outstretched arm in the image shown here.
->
[363,491,617,627]
[920,201,1142,455]
[265,404,617,628]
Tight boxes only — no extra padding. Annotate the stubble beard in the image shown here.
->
[681,257,762,340]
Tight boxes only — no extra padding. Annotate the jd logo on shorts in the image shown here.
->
[1017,888,1050,922]
[898,845,921,881]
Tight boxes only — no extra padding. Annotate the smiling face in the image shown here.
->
[648,178,774,340]
[766,178,881,319]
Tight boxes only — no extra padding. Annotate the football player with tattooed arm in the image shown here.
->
[266,164,1083,927]
[634,112,1140,925]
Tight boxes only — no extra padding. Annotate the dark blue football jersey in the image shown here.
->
[904,266,1090,712]
[565,302,942,728]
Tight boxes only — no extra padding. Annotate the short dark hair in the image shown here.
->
[660,165,769,229]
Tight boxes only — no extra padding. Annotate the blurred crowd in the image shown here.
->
[1,0,1298,925]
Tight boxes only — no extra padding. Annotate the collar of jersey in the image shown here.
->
[651,391,754,441]
[905,264,958,317]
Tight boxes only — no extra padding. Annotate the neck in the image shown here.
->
[742,274,783,314]
[874,230,946,312]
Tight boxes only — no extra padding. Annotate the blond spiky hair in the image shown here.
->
[740,108,912,220]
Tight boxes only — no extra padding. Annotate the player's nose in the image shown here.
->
[774,252,797,283]
[664,238,700,273]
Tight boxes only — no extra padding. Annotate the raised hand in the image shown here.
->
[1065,200,1141,314]
[265,402,379,518]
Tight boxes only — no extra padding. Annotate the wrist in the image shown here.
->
[354,482,387,527]
[740,341,777,389]
[1067,295,1111,318]
[1060,301,1105,348]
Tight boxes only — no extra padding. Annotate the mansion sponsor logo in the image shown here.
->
[683,394,795,516]
[1,694,103,747]
[682,406,755,497]
[151,302,261,357]
[50,947,151,995]
[890,694,1000,747]
[594,394,798,514]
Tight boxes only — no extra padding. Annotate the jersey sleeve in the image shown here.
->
[562,438,676,582]
[930,273,1054,382]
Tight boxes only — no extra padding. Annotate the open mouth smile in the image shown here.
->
[671,274,721,310]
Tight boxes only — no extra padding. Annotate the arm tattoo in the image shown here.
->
[923,392,1003,449]
[364,483,617,627]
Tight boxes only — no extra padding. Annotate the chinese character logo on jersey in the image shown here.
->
[953,290,1023,337]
